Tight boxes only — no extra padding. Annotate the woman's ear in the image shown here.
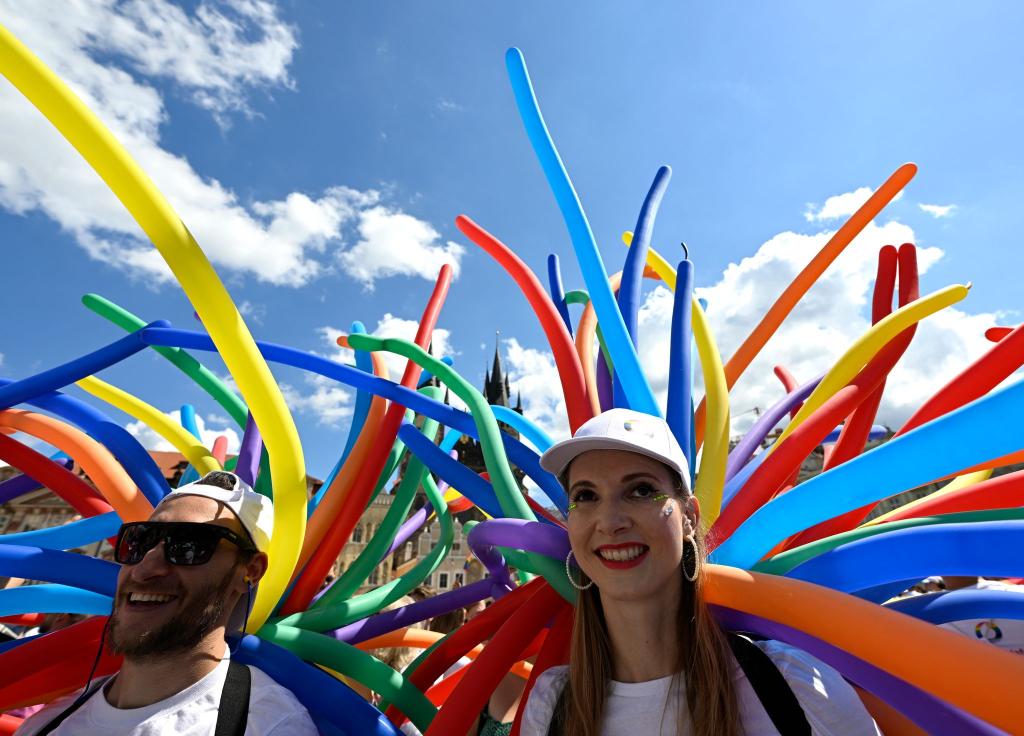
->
[685,495,701,534]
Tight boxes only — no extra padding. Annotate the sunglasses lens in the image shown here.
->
[165,526,219,566]
[116,523,159,564]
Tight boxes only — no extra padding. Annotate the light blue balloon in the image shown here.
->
[0,584,112,617]
[504,47,659,417]
[0,511,119,550]
[491,405,553,452]
[712,378,1024,568]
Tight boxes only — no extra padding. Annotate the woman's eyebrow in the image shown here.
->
[619,472,661,483]
[568,479,597,492]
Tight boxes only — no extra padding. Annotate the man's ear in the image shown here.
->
[241,552,269,589]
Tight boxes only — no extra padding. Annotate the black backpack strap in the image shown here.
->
[34,679,106,736]
[215,660,251,736]
[728,633,811,736]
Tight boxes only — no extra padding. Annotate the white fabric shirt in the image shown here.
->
[940,579,1024,656]
[521,639,880,736]
[15,648,317,736]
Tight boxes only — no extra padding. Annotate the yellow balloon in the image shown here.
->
[622,232,730,524]
[76,376,221,476]
[770,283,970,452]
[862,468,993,527]
[0,23,305,628]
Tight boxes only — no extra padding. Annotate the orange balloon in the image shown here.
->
[704,565,1024,732]
[0,408,152,521]
[296,346,388,571]
[693,164,917,448]
[356,626,533,680]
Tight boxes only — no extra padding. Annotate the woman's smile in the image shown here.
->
[595,542,650,568]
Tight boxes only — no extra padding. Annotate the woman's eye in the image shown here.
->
[570,489,597,504]
[629,484,659,500]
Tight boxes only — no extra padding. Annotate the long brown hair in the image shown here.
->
[563,503,739,736]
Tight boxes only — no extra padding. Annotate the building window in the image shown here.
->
[419,534,431,556]
[454,572,464,587]
[453,539,461,552]
[424,574,433,587]
[353,526,363,543]
[369,568,378,585]
[438,573,449,589]
[404,541,413,561]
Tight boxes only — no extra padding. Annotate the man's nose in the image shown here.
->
[128,542,171,580]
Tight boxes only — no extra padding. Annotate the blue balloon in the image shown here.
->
[547,253,573,337]
[785,522,1024,593]
[0,584,112,617]
[885,587,1024,624]
[231,633,399,736]
[504,48,659,417]
[0,511,119,550]
[667,259,694,465]
[0,379,168,506]
[0,321,170,410]
[398,422,504,519]
[140,326,568,511]
[614,165,671,408]
[0,545,118,596]
[712,377,1024,568]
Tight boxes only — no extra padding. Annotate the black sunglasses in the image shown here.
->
[115,521,256,566]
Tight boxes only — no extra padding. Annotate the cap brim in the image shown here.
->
[540,435,688,487]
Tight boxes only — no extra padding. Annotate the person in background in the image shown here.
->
[940,576,1024,656]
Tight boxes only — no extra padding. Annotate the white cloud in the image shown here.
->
[238,300,267,325]
[805,186,903,222]
[508,186,1002,448]
[125,409,240,453]
[919,203,957,218]
[633,206,998,438]
[337,207,465,290]
[505,338,570,443]
[281,376,353,428]
[0,2,460,289]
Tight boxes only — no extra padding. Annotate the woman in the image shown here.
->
[522,409,880,736]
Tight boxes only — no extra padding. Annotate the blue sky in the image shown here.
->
[1,1,1022,479]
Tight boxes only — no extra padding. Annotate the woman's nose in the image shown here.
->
[594,499,631,534]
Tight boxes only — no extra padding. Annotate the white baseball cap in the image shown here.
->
[160,471,274,555]
[158,471,274,632]
[540,408,692,493]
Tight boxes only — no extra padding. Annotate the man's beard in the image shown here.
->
[109,565,238,659]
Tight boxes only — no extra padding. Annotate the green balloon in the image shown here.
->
[259,622,436,733]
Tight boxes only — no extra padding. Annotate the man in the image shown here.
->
[16,471,318,735]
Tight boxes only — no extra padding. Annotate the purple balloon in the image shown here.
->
[712,606,1000,734]
[327,578,495,645]
[596,354,613,412]
[235,412,263,487]
[725,375,821,482]
[0,458,73,504]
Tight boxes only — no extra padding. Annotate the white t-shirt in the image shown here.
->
[15,649,318,736]
[520,639,880,736]
[940,579,1024,656]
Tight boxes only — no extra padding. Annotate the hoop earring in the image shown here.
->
[683,536,699,583]
[565,550,593,590]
